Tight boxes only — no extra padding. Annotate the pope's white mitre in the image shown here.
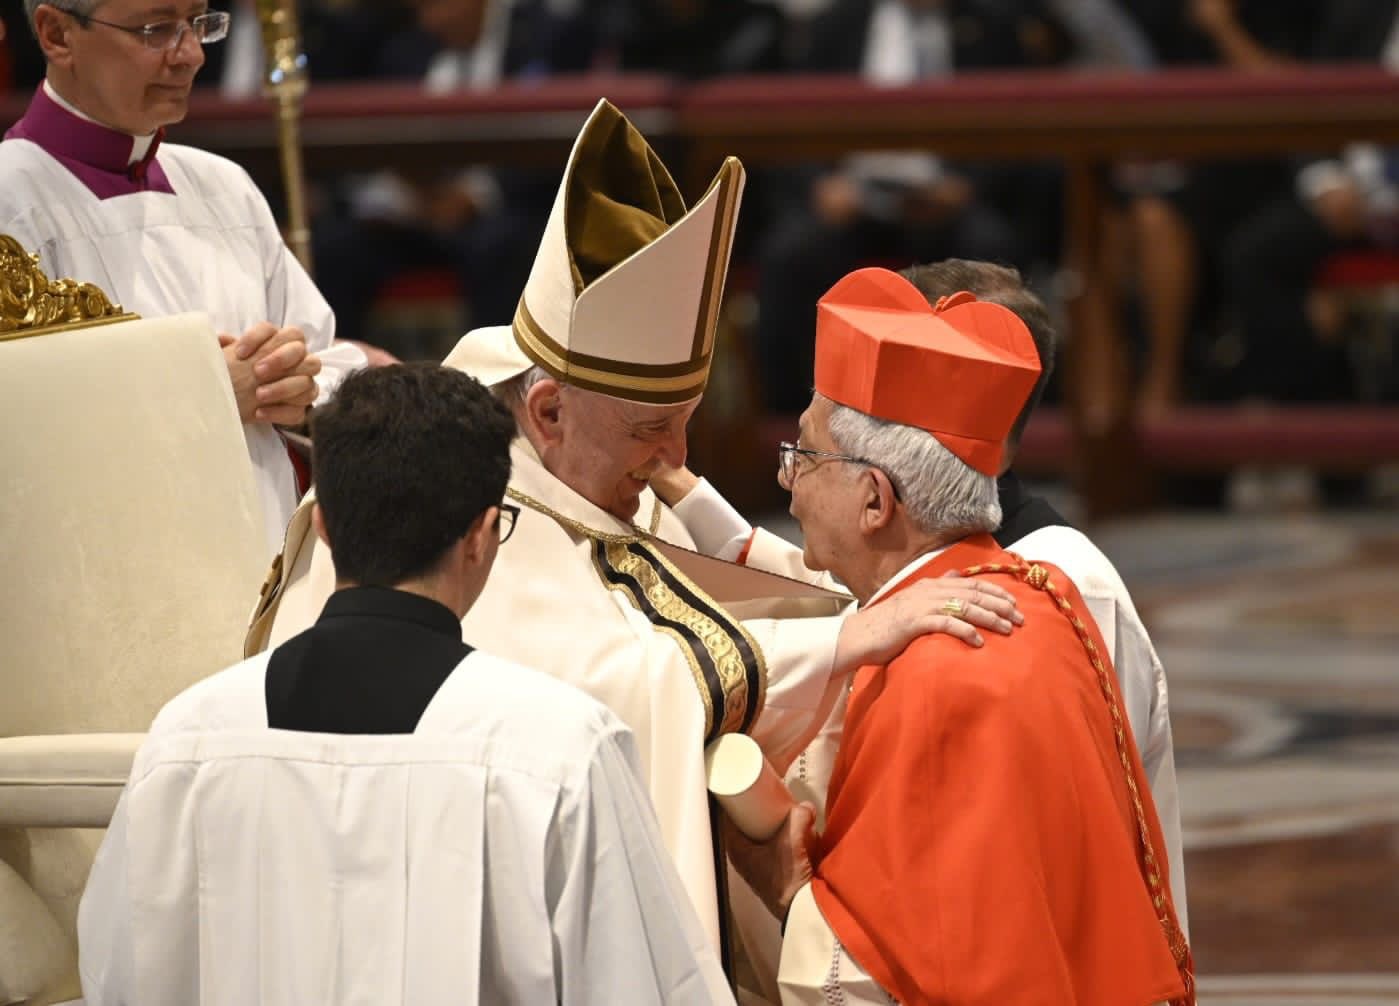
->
[444,98,745,404]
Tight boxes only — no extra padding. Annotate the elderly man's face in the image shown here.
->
[552,385,697,522]
[783,396,863,577]
[45,0,207,135]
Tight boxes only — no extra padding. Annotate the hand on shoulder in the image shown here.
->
[833,575,1023,674]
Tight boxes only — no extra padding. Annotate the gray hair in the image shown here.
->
[492,365,551,414]
[26,0,98,33]
[824,396,1001,538]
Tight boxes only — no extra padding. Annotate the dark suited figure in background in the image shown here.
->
[606,0,786,79]
[201,0,416,97]
[1116,0,1325,417]
[311,0,598,352]
[753,0,1070,415]
[1222,0,1399,404]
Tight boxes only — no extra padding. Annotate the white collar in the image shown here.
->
[865,545,949,607]
[43,79,158,164]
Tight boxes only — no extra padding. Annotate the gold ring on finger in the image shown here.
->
[940,598,966,619]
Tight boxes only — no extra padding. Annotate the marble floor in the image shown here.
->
[758,504,1399,1004]
[1098,510,1399,1004]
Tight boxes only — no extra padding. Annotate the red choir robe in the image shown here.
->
[810,534,1192,1005]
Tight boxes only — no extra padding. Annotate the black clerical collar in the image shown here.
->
[318,585,464,640]
[270,585,470,734]
[5,83,173,198]
[994,469,1073,549]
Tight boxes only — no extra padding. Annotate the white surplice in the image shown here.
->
[77,649,732,1006]
[0,100,364,560]
[266,440,848,957]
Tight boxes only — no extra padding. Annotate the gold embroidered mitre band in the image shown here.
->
[443,99,745,405]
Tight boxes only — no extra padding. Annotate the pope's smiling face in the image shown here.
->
[545,384,698,523]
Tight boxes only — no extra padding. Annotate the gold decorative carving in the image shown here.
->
[0,233,137,341]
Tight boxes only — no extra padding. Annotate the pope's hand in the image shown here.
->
[722,801,816,923]
[220,323,322,426]
[649,463,701,507]
[833,574,1022,673]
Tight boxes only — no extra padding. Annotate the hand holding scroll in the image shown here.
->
[722,800,816,924]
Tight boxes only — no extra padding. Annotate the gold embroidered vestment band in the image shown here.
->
[593,538,766,743]
[507,485,766,741]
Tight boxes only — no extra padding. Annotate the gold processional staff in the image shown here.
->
[255,0,314,275]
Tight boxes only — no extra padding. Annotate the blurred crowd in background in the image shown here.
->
[4,0,1398,427]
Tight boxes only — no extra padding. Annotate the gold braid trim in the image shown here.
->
[507,486,644,543]
[505,487,664,542]
[959,558,1196,1006]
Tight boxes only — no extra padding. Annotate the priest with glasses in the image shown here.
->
[0,0,364,560]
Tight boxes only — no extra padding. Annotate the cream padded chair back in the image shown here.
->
[0,312,265,735]
[0,309,267,1004]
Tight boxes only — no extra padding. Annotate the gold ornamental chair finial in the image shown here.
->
[0,232,136,340]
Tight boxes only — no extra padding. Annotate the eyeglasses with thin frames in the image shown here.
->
[495,502,521,544]
[776,441,902,500]
[68,9,231,51]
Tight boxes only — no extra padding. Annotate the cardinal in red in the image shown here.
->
[770,268,1193,1006]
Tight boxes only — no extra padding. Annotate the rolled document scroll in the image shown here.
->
[705,733,794,842]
